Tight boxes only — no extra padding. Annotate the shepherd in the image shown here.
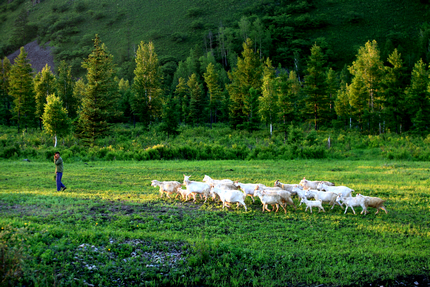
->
[54,152,67,191]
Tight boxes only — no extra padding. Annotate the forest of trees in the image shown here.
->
[1,31,430,146]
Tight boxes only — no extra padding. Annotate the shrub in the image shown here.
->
[1,144,20,159]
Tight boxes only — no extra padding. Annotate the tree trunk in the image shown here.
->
[54,134,57,147]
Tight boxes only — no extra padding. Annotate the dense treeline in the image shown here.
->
[1,30,430,148]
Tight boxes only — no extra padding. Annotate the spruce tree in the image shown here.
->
[159,94,180,138]
[277,69,301,142]
[132,41,163,126]
[0,57,12,126]
[174,77,189,124]
[227,38,262,129]
[381,49,407,133]
[57,60,76,118]
[77,35,120,145]
[187,73,205,125]
[42,94,71,147]
[9,47,36,132]
[203,62,223,127]
[34,64,57,130]
[325,68,339,124]
[404,59,429,134]
[259,58,278,136]
[303,44,329,130]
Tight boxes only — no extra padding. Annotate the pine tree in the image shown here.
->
[9,47,36,132]
[159,94,180,138]
[57,60,76,118]
[34,64,57,130]
[227,38,262,129]
[77,35,120,145]
[348,75,368,131]
[174,77,188,124]
[132,41,163,126]
[203,62,223,127]
[118,78,133,123]
[187,73,205,125]
[259,58,278,136]
[325,68,339,124]
[303,44,329,130]
[0,57,12,126]
[42,94,71,147]
[404,59,429,134]
[381,49,407,133]
[277,69,301,142]
[348,40,384,133]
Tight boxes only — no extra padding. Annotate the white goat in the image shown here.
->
[202,175,234,187]
[274,180,298,195]
[336,194,367,215]
[317,182,354,197]
[210,186,247,212]
[356,194,388,215]
[304,189,342,210]
[300,198,325,213]
[183,175,211,203]
[258,186,297,211]
[253,188,286,213]
[151,180,182,199]
[299,177,335,190]
[291,185,310,206]
[234,182,260,202]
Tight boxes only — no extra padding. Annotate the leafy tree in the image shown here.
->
[118,78,133,123]
[57,60,77,118]
[325,68,339,124]
[187,73,206,125]
[203,62,223,127]
[227,38,262,129]
[159,94,180,138]
[348,40,384,133]
[42,94,71,147]
[9,47,36,132]
[404,59,429,134]
[0,57,12,126]
[34,64,57,130]
[381,49,407,133]
[334,65,352,129]
[77,35,120,145]
[303,44,329,130]
[132,41,163,126]
[72,78,85,112]
[259,58,278,136]
[348,74,368,131]
[277,69,301,142]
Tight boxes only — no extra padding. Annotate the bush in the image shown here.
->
[1,144,20,159]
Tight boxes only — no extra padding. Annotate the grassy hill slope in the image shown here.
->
[1,0,429,75]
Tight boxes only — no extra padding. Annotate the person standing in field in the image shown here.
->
[54,152,67,191]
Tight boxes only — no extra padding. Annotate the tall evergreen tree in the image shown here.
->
[259,58,278,136]
[9,47,36,132]
[325,68,339,125]
[348,74,368,131]
[303,44,329,130]
[203,62,223,127]
[57,60,77,118]
[404,59,430,134]
[159,94,180,138]
[0,57,12,126]
[118,78,133,123]
[277,69,301,142]
[174,77,188,124]
[381,49,407,133]
[187,73,205,125]
[348,40,384,133]
[77,35,120,145]
[227,38,262,129]
[132,41,163,126]
[42,94,71,147]
[34,64,57,130]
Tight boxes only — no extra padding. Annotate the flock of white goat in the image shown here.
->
[151,175,388,215]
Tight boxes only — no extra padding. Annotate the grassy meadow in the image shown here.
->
[0,159,429,286]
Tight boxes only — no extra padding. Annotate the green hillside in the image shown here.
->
[1,0,429,76]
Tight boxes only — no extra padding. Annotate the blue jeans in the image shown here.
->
[56,172,66,191]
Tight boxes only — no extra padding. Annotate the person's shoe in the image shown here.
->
[62,187,67,191]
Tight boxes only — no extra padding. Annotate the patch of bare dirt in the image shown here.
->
[7,40,55,73]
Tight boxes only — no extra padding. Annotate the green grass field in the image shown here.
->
[0,159,429,286]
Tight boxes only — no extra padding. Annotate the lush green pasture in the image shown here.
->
[1,159,429,286]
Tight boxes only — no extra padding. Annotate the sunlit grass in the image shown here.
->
[0,159,429,286]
